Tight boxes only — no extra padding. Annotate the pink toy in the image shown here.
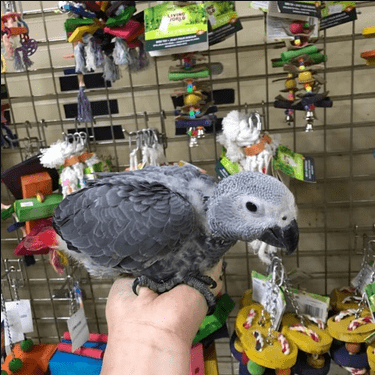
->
[57,343,104,359]
[190,343,205,375]
[63,332,108,343]
[289,22,304,34]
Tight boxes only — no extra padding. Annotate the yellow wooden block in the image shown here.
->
[330,287,361,312]
[203,342,219,375]
[281,313,333,355]
[68,20,101,43]
[368,342,375,371]
[239,289,253,309]
[235,303,298,369]
[362,26,375,38]
[327,309,375,343]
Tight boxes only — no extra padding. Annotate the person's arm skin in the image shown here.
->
[101,260,224,375]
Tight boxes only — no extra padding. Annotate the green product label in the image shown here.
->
[320,1,357,30]
[206,1,242,45]
[220,156,242,175]
[273,145,316,183]
[365,282,375,317]
[145,2,207,40]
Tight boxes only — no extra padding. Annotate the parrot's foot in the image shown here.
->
[132,274,218,315]
[183,275,217,315]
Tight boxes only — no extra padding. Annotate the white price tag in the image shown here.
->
[285,288,330,323]
[1,309,24,346]
[5,300,34,333]
[67,308,89,352]
[20,201,33,207]
[351,264,375,294]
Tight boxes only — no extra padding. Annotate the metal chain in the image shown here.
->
[355,268,375,318]
[282,272,306,327]
[263,255,285,345]
[1,294,15,358]
[354,240,375,318]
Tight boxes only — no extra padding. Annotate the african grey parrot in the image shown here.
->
[53,164,298,313]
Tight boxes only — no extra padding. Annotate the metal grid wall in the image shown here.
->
[1,2,375,374]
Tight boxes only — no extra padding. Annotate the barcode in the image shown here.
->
[304,304,323,319]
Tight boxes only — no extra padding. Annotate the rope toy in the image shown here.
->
[347,316,374,331]
[289,324,320,342]
[243,309,257,329]
[303,314,325,329]
[342,367,368,375]
[253,330,265,352]
[333,309,358,322]
[277,333,290,355]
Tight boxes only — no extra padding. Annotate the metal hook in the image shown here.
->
[244,103,248,114]
[144,111,149,129]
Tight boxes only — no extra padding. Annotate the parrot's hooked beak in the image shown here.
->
[259,219,299,255]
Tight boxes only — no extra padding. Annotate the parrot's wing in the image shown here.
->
[53,175,197,273]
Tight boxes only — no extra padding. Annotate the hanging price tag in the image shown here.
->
[67,308,89,351]
[351,264,375,294]
[1,309,24,346]
[5,300,34,333]
[284,287,330,323]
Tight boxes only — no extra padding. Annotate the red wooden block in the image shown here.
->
[190,343,205,375]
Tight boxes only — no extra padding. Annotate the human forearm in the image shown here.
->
[101,322,192,375]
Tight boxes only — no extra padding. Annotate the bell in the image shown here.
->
[187,127,199,147]
[189,136,198,147]
[197,126,205,138]
[304,110,315,132]
[305,121,314,132]
[285,114,294,126]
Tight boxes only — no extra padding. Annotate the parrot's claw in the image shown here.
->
[183,275,217,315]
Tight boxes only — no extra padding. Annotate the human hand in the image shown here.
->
[101,260,224,375]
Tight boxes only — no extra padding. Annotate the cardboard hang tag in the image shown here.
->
[2,309,24,347]
[67,308,89,352]
[5,299,34,334]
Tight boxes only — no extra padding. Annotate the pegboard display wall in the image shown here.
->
[1,2,375,374]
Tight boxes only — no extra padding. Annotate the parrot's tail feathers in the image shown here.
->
[55,235,124,279]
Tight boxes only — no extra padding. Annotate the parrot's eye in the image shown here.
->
[282,216,287,221]
[246,202,257,212]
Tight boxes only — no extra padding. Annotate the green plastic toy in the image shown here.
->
[193,293,235,344]
[105,6,136,28]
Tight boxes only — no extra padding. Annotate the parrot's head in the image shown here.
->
[207,171,299,255]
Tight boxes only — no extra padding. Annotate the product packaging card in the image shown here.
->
[320,1,357,30]
[250,1,269,12]
[276,1,321,18]
[284,287,330,323]
[272,145,316,183]
[205,1,242,46]
[144,1,208,56]
[267,1,319,41]
[364,282,375,319]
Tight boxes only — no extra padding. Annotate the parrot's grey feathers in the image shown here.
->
[54,164,299,285]
[54,165,215,278]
